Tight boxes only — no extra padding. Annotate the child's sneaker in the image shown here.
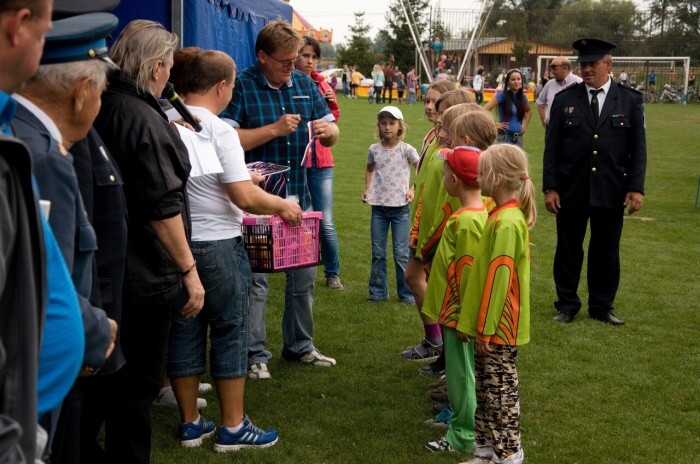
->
[425,436,457,453]
[213,415,279,452]
[401,339,442,361]
[178,415,215,447]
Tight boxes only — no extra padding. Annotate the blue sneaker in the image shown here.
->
[214,415,279,452]
[178,415,215,447]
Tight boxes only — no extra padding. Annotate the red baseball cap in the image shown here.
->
[437,146,481,187]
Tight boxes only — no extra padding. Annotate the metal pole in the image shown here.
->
[172,0,184,44]
[398,0,433,83]
[457,1,490,84]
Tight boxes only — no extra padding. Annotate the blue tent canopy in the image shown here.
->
[113,0,293,71]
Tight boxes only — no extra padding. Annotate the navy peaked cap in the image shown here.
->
[572,38,616,62]
[41,13,119,65]
[52,0,120,19]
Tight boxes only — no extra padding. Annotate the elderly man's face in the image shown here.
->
[258,48,298,88]
[549,61,569,82]
[580,58,612,89]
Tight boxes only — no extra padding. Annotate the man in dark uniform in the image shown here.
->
[543,38,647,326]
[12,12,121,463]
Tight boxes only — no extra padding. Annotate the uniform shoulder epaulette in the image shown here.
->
[618,82,642,94]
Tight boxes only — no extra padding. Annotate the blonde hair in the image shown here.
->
[109,20,179,95]
[439,103,481,142]
[435,88,474,113]
[255,20,303,55]
[478,144,537,229]
[374,114,408,141]
[428,79,454,95]
[449,110,497,150]
[373,64,382,73]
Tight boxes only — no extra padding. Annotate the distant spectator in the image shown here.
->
[406,66,417,105]
[495,68,507,90]
[351,65,361,98]
[371,63,384,104]
[342,64,351,97]
[472,67,484,104]
[619,69,628,85]
[382,60,394,103]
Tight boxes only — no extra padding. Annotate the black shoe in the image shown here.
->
[419,363,445,378]
[553,312,575,323]
[591,312,625,326]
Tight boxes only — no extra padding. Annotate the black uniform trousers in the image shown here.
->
[553,205,624,317]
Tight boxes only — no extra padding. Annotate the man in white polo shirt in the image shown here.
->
[536,56,582,129]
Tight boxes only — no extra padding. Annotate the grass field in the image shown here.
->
[151,99,700,463]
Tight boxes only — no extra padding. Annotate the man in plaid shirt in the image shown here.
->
[225,20,339,380]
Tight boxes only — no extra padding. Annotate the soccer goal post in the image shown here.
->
[536,55,691,95]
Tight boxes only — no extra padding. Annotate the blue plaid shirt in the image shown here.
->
[226,66,333,210]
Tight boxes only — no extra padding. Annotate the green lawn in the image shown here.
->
[151,99,700,463]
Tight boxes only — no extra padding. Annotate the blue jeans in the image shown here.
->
[407,89,417,105]
[307,166,340,277]
[369,204,414,302]
[248,264,317,364]
[168,237,251,379]
[343,81,350,97]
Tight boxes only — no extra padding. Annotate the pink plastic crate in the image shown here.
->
[242,212,322,272]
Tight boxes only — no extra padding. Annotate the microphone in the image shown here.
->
[162,82,202,132]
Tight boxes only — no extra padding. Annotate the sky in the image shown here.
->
[289,0,484,46]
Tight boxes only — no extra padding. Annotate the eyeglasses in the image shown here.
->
[550,64,562,70]
[266,52,298,68]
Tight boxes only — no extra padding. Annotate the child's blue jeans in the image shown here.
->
[369,204,414,302]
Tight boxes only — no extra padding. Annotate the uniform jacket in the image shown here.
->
[543,81,646,208]
[13,105,111,371]
[72,128,127,374]
[0,136,45,464]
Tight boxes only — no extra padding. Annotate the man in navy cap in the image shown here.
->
[12,11,121,464]
[543,38,647,326]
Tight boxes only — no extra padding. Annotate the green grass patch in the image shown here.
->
[151,99,700,463]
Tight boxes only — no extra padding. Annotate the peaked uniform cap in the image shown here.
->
[41,13,119,65]
[52,0,120,19]
[572,38,616,63]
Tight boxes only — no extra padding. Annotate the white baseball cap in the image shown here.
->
[377,106,404,121]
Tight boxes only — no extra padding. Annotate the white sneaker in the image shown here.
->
[198,382,213,393]
[247,363,271,380]
[155,386,207,409]
[298,349,337,367]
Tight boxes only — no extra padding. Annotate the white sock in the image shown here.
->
[225,419,245,433]
[188,414,201,425]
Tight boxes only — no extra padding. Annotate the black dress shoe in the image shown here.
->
[591,312,625,326]
[553,312,574,323]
